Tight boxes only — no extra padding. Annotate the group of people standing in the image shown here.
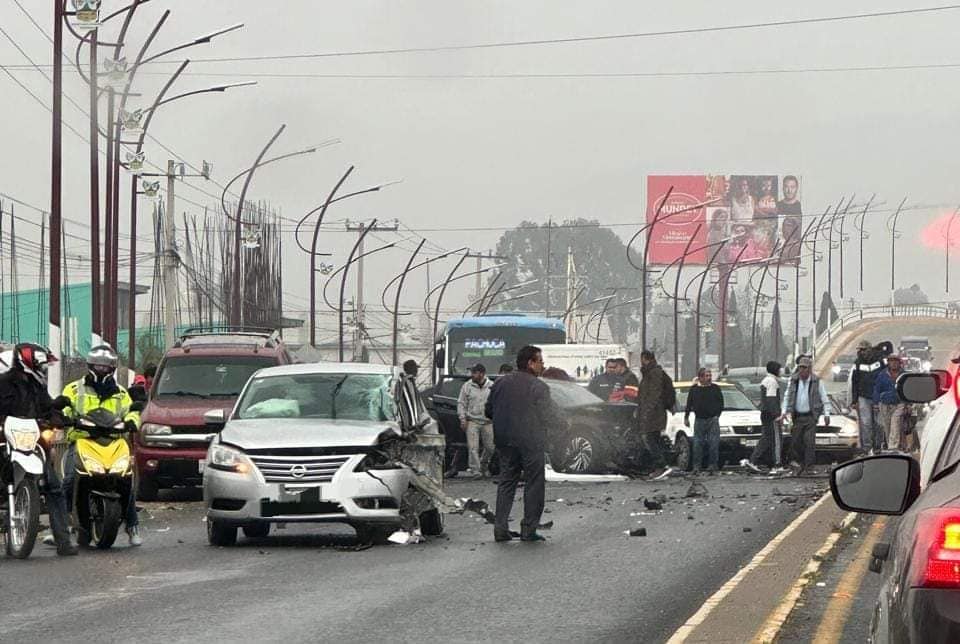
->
[850,340,916,454]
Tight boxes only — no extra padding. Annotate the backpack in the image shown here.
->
[662,375,677,411]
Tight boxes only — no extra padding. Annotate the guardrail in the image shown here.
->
[812,304,960,358]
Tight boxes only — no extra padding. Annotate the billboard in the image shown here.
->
[646,174,803,265]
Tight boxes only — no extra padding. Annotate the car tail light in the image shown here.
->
[913,509,960,588]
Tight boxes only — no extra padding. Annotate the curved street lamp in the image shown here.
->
[887,197,908,307]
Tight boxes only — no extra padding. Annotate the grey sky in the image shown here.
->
[2,1,959,342]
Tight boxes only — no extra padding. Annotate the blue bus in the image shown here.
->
[437,314,566,377]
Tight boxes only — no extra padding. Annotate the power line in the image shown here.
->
[123,4,960,64]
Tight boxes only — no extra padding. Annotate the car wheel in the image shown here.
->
[207,519,237,547]
[419,509,444,536]
[355,525,394,545]
[674,433,692,471]
[136,476,160,502]
[558,429,607,474]
[242,523,270,539]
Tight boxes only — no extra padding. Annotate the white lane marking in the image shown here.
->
[753,512,857,643]
[665,492,832,644]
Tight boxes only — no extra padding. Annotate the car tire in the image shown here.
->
[419,508,444,536]
[674,433,692,471]
[137,476,160,502]
[207,519,237,547]
[355,525,394,545]
[242,523,270,539]
[555,428,608,474]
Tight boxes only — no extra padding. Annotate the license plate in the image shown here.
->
[743,439,758,447]
[198,460,206,473]
[816,437,834,446]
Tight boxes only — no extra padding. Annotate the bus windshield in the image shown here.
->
[446,325,565,375]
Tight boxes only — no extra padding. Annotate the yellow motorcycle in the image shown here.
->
[69,408,134,549]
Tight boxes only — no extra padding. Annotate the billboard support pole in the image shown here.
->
[639,187,673,350]
[672,224,701,380]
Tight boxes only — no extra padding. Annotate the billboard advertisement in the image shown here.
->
[646,174,803,265]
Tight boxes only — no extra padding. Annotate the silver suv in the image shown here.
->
[203,362,443,545]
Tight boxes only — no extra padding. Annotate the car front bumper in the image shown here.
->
[135,443,209,487]
[203,454,413,526]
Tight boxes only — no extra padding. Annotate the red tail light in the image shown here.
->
[913,509,960,588]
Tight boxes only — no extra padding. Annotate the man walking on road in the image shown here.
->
[485,345,558,542]
[744,361,783,471]
[636,350,676,479]
[781,356,831,475]
[850,340,883,454]
[874,354,907,452]
[684,368,723,475]
[457,364,494,478]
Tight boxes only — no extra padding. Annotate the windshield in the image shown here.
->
[155,356,276,399]
[542,379,603,408]
[675,386,757,411]
[236,372,397,422]
[446,326,565,375]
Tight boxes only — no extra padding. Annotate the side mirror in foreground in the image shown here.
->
[831,454,920,516]
[897,370,951,403]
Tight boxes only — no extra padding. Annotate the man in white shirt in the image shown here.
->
[743,361,783,472]
[781,356,832,475]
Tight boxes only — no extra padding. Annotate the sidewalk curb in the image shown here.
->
[752,510,858,643]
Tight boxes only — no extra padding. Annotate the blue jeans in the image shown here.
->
[857,397,882,451]
[62,443,138,527]
[692,417,720,471]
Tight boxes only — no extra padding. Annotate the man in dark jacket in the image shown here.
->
[485,345,558,542]
[684,368,724,474]
[0,343,78,555]
[636,350,675,478]
[781,355,832,474]
[850,340,883,454]
[587,359,623,401]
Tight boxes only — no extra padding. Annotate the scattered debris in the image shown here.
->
[458,498,496,525]
[643,498,663,511]
[155,527,171,533]
[743,527,753,533]
[628,528,647,537]
[539,521,554,530]
[684,482,709,498]
[388,529,424,545]
[687,515,695,520]
[545,464,628,482]
[780,496,799,504]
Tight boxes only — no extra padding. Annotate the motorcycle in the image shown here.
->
[68,408,133,549]
[0,416,46,558]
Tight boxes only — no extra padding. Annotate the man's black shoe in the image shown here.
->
[520,532,546,542]
[494,530,514,542]
[57,542,79,556]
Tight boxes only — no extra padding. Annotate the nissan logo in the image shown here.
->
[289,464,307,479]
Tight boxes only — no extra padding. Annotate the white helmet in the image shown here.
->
[87,344,118,384]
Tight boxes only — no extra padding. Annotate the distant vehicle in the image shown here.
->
[136,327,293,501]
[831,354,857,382]
[900,336,933,367]
[830,370,958,642]
[539,343,628,385]
[203,362,443,546]
[436,314,565,379]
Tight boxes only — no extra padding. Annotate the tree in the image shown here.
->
[489,220,639,343]
[893,284,929,306]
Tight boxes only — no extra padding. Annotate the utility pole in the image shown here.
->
[346,219,398,360]
[162,160,178,350]
[461,250,507,315]
[544,218,552,317]
[49,0,64,395]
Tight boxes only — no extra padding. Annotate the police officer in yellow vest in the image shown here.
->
[60,345,143,546]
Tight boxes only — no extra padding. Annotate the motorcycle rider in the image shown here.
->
[0,343,78,555]
[60,345,143,547]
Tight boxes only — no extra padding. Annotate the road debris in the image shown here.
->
[545,464,628,482]
[388,529,424,545]
[628,528,647,537]
[684,482,709,498]
[539,521,554,530]
[643,498,663,511]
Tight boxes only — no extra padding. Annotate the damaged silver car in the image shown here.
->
[203,362,445,545]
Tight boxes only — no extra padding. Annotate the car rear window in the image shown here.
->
[156,356,277,399]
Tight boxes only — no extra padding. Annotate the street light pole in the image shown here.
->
[432,253,469,383]
[88,27,101,344]
[889,197,907,308]
[49,0,64,394]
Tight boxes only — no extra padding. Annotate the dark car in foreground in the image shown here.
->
[831,370,958,642]
[425,374,637,474]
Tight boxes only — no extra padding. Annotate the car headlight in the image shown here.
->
[922,361,932,371]
[109,456,130,474]
[720,425,734,435]
[831,365,841,374]
[81,457,106,474]
[7,428,39,452]
[142,423,172,435]
[208,444,253,475]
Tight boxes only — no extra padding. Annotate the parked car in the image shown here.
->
[203,362,443,545]
[830,369,958,642]
[831,353,857,382]
[135,328,293,500]
[666,381,764,469]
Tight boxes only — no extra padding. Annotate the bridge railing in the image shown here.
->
[812,304,960,358]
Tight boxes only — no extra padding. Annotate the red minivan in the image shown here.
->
[135,329,293,500]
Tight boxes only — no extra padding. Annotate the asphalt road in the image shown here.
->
[1,474,826,644]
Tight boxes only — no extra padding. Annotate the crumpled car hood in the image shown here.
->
[220,418,399,450]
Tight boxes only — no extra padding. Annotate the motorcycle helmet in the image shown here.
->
[86,344,118,384]
[13,343,57,386]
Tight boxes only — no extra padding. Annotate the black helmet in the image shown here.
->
[13,343,57,386]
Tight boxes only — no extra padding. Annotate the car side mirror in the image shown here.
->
[897,370,951,403]
[203,409,226,429]
[830,454,920,515]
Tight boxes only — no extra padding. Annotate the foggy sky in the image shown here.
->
[2,1,959,343]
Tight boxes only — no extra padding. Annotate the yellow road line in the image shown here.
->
[811,517,887,644]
